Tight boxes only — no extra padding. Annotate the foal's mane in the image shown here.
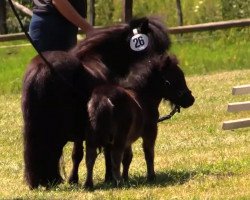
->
[119,54,179,91]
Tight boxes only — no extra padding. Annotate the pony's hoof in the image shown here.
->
[44,177,64,189]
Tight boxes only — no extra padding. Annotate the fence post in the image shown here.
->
[122,0,133,23]
[0,0,7,34]
[176,0,183,26]
[89,0,95,26]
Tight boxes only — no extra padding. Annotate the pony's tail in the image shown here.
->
[88,96,115,147]
[22,65,63,189]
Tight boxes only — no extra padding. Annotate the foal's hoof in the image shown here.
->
[147,174,156,182]
[84,181,94,190]
[68,175,79,184]
[114,179,124,187]
[104,175,114,183]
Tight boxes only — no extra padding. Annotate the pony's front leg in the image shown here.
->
[122,146,133,181]
[68,141,84,184]
[84,143,97,189]
[142,132,157,182]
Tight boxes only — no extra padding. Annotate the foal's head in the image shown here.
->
[157,55,195,108]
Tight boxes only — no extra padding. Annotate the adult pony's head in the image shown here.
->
[70,17,171,77]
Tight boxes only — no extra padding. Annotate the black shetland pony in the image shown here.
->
[84,55,195,188]
[22,17,171,189]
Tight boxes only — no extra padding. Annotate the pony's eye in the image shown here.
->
[165,80,171,86]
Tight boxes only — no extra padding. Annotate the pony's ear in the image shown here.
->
[140,18,149,34]
[129,17,149,34]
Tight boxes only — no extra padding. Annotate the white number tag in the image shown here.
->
[130,33,149,51]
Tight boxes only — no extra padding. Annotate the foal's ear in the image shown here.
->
[164,54,179,66]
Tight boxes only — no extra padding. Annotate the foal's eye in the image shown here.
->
[164,80,171,86]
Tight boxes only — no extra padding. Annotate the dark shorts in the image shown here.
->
[29,12,78,52]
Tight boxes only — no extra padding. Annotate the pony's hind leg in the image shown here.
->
[122,146,133,181]
[68,141,84,184]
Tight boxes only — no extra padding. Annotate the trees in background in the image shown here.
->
[221,0,250,20]
[0,0,249,34]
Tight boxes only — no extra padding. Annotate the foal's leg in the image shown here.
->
[142,128,157,181]
[104,146,113,182]
[122,146,133,181]
[68,141,84,184]
[84,143,97,189]
[111,147,124,186]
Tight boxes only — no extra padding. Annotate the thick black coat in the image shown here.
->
[22,17,171,189]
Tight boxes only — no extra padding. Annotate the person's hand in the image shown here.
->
[84,24,95,36]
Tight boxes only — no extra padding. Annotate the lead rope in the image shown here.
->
[8,0,53,69]
[158,105,180,123]
[8,0,84,98]
[7,0,77,180]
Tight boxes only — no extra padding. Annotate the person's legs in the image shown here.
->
[29,13,78,52]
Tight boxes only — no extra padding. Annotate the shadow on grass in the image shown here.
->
[43,170,196,192]
[37,167,238,192]
[93,169,197,190]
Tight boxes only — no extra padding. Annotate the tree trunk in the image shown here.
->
[122,0,133,23]
[176,0,183,26]
[0,0,7,34]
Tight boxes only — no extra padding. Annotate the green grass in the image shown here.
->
[0,70,250,199]
[0,41,36,94]
[0,30,250,199]
[0,29,249,94]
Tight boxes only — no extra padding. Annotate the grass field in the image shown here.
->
[0,32,250,199]
[0,70,249,199]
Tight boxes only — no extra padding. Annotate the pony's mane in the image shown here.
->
[71,24,129,58]
[70,17,172,83]
[71,17,171,59]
